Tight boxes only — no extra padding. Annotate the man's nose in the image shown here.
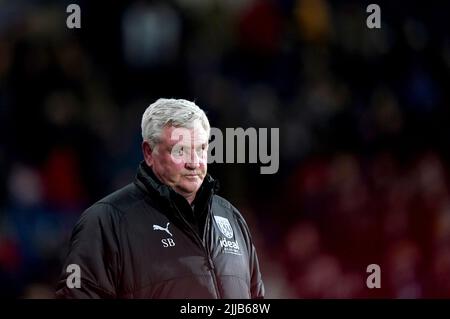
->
[185,150,201,169]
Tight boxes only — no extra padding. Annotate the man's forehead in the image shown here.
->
[163,125,208,144]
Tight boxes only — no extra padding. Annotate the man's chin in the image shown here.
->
[176,181,201,194]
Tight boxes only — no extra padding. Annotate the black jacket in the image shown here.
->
[55,163,265,299]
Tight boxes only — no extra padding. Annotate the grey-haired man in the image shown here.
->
[56,98,265,299]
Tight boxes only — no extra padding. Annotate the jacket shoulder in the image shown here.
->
[212,195,247,225]
[212,195,235,213]
[211,195,257,256]
[73,183,143,230]
[93,183,144,216]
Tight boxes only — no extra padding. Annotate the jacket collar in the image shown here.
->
[134,161,219,207]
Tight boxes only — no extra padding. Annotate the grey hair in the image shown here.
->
[141,98,210,148]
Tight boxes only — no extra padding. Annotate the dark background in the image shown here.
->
[0,0,450,298]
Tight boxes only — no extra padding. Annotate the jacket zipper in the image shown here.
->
[172,202,222,299]
[203,211,222,299]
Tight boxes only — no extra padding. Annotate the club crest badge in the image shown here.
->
[214,216,234,239]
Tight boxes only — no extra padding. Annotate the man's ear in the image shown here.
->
[142,141,154,167]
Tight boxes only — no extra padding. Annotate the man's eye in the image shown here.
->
[172,146,184,156]
[196,145,206,154]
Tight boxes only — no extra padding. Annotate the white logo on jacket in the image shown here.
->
[153,222,172,237]
[214,216,241,255]
[153,222,175,247]
[214,216,234,239]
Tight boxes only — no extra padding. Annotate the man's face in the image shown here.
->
[143,120,209,202]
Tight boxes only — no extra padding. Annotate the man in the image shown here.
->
[55,98,265,298]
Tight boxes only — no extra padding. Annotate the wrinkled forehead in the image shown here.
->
[162,121,209,146]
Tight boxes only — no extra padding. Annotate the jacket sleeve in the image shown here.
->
[55,203,122,299]
[249,242,265,299]
[232,208,265,299]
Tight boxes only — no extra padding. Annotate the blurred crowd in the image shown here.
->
[0,0,449,298]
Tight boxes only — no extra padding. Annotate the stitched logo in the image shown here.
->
[214,216,234,239]
[153,222,173,237]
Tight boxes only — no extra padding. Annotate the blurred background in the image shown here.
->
[1,0,450,298]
